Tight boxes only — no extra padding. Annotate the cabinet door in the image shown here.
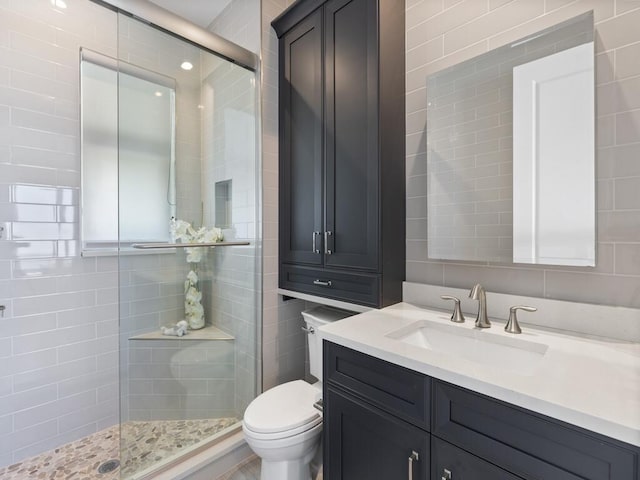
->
[279,9,324,266]
[325,387,429,480]
[324,0,379,271]
[432,437,524,480]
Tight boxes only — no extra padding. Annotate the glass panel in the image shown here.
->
[80,51,176,253]
[80,56,118,249]
[116,14,259,479]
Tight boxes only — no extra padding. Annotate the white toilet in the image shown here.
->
[243,306,354,480]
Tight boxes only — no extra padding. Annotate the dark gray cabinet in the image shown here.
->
[272,0,405,308]
[326,388,429,480]
[277,8,323,268]
[324,341,430,479]
[433,381,640,480]
[324,341,640,480]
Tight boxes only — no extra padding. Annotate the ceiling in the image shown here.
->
[147,0,233,29]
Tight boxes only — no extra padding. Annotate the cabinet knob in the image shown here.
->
[441,467,452,480]
[408,451,420,480]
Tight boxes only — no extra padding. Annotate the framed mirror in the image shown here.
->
[426,12,595,267]
[80,49,176,254]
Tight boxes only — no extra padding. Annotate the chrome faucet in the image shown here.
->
[469,284,491,328]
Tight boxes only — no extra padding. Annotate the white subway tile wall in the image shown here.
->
[202,45,259,415]
[209,0,261,55]
[127,339,237,420]
[406,0,640,309]
[207,0,263,419]
[0,0,119,467]
[260,0,309,391]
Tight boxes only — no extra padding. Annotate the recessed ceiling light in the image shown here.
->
[181,61,193,71]
[155,91,163,97]
[51,0,67,8]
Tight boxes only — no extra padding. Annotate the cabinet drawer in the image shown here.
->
[433,380,639,480]
[324,342,430,430]
[432,437,523,480]
[280,263,380,307]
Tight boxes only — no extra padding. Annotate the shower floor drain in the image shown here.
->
[98,459,120,474]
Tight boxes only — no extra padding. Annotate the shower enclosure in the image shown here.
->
[82,4,261,479]
[0,0,259,475]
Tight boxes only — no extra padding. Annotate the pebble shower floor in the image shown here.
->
[0,417,237,479]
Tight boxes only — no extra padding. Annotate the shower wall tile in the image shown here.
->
[208,0,260,54]
[407,0,640,311]
[209,0,269,415]
[127,339,236,420]
[0,0,119,466]
[259,0,309,393]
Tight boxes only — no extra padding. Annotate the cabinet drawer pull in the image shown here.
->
[408,451,419,480]
[441,467,452,480]
[313,279,332,287]
[324,231,333,254]
[312,231,321,254]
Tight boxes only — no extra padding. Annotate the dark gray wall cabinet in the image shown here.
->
[324,341,640,480]
[272,0,405,308]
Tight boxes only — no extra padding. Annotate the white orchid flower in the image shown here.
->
[203,227,223,243]
[186,247,203,263]
[186,270,198,284]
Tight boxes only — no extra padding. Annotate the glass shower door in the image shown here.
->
[115,13,260,479]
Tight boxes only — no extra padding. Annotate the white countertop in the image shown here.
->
[318,302,640,447]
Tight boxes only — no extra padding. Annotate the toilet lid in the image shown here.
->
[244,380,321,434]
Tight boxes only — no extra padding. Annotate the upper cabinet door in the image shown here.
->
[324,0,379,271]
[279,10,324,266]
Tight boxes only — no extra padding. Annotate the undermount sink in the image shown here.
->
[386,320,548,376]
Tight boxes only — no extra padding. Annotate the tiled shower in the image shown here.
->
[0,0,261,477]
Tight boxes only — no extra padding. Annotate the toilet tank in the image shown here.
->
[302,306,355,382]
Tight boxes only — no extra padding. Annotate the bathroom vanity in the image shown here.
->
[319,299,640,479]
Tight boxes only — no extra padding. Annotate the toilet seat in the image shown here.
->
[243,380,322,439]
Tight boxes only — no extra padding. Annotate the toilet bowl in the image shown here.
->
[243,306,354,480]
[243,380,323,480]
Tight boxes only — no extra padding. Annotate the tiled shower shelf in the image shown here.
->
[129,325,234,341]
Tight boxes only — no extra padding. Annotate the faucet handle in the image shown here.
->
[440,295,465,323]
[505,305,537,334]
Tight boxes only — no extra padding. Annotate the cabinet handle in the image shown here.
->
[324,231,333,254]
[312,231,321,254]
[441,468,452,480]
[408,451,419,480]
[313,279,332,287]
